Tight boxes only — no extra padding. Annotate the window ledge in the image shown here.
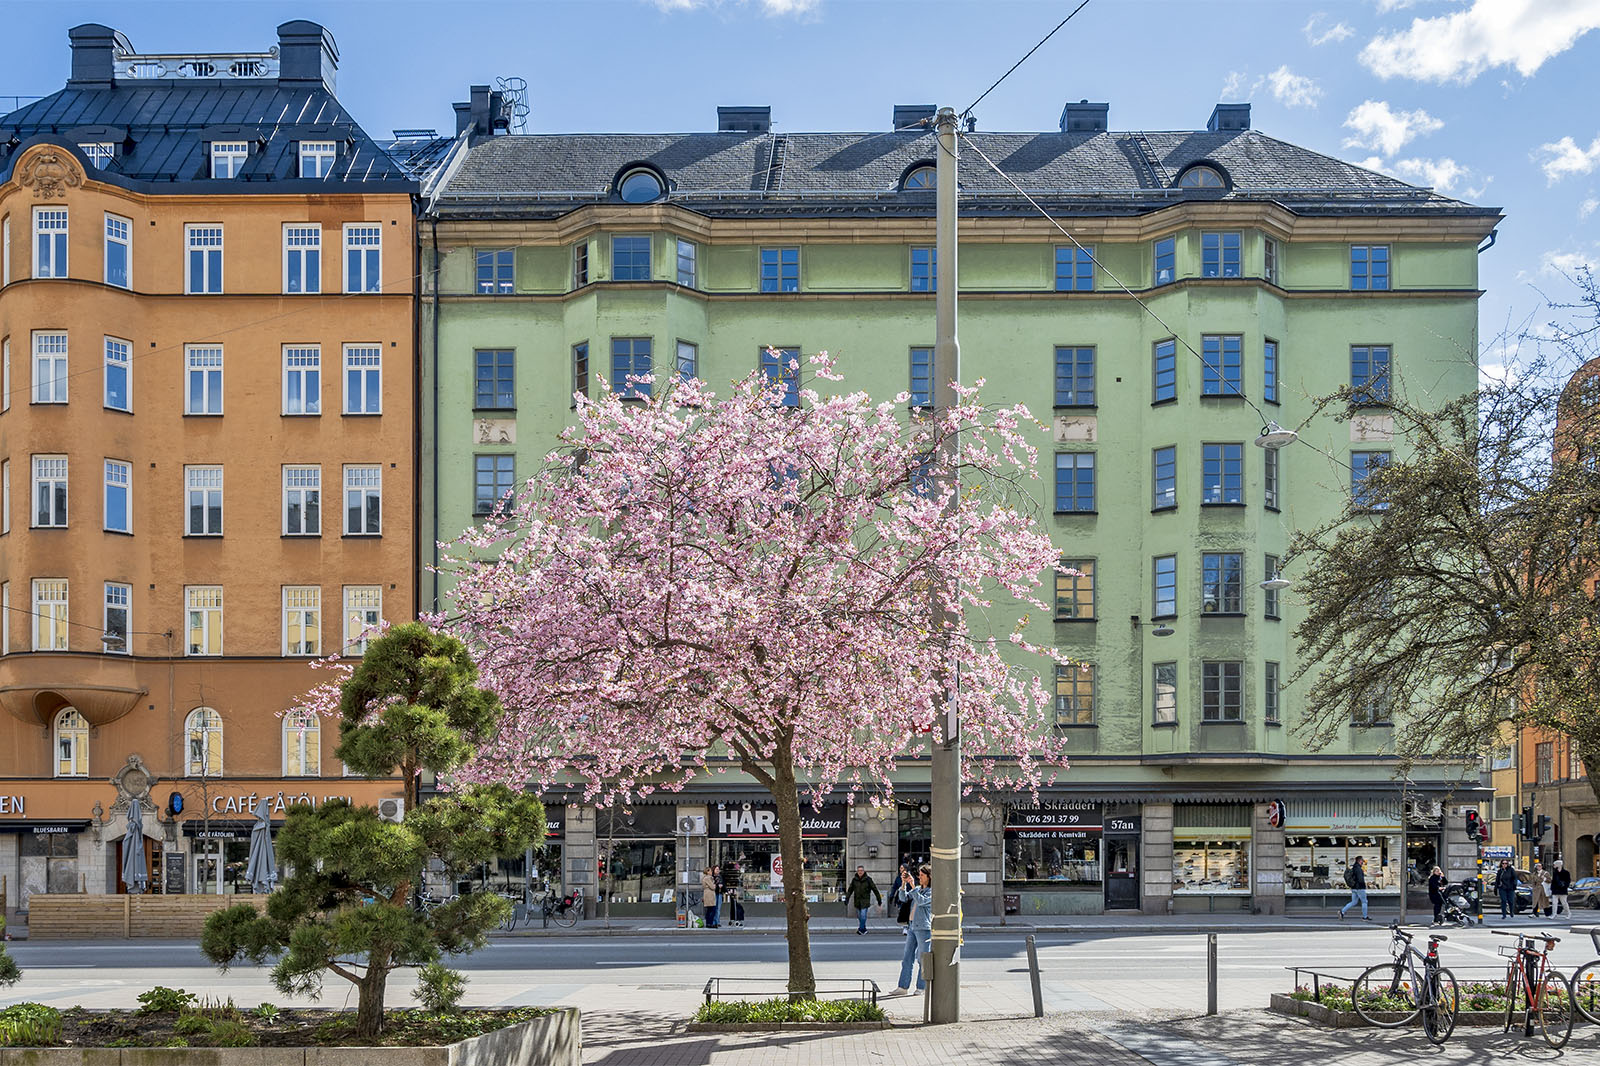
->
[1352,722,1395,729]
[1053,510,1099,517]
[1265,720,1283,728]
[1053,404,1098,411]
[182,413,224,418]
[1152,504,1178,514]
[1265,505,1281,514]
[341,533,383,540]
[29,401,68,407]
[342,411,382,418]
[104,529,134,537]
[1265,398,1280,407]
[282,534,323,540]
[103,407,133,416]
[472,407,518,415]
[1053,617,1097,624]
[1200,719,1246,725]
[281,412,323,418]
[1200,612,1246,619]
[1265,614,1282,622]
[30,525,69,531]
[1055,723,1098,730]
[1201,502,1247,509]
[1151,721,1178,729]
[1151,398,1178,408]
[1151,614,1177,623]
[1199,393,1249,401]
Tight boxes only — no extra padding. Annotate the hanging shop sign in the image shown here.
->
[709,802,847,839]
[544,805,564,839]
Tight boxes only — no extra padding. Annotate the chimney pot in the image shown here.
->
[1207,102,1251,133]
[892,105,936,131]
[718,106,771,133]
[277,21,339,93]
[1059,100,1109,134]
[68,24,131,90]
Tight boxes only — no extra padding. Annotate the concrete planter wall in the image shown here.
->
[1270,992,1504,1029]
[27,895,268,939]
[686,1021,890,1033]
[0,1009,581,1066]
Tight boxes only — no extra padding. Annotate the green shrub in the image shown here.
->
[194,995,241,1021]
[137,986,196,1014]
[413,963,467,1014]
[106,1037,142,1047]
[253,1002,281,1022]
[163,1038,190,1048]
[210,1020,259,1047]
[173,1014,213,1037]
[0,1003,64,1047]
[692,998,886,1024]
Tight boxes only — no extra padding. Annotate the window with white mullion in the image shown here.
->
[104,336,131,411]
[32,578,68,651]
[32,331,67,404]
[32,455,68,527]
[298,141,337,179]
[210,141,248,178]
[184,465,223,536]
[343,585,382,654]
[104,213,130,288]
[283,224,322,294]
[185,586,223,656]
[344,224,382,293]
[103,582,130,653]
[185,346,223,415]
[185,224,223,294]
[343,345,381,414]
[282,345,321,415]
[104,459,131,533]
[283,586,321,656]
[283,465,321,536]
[343,465,381,535]
[33,207,67,279]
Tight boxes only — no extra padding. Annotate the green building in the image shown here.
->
[399,94,1501,917]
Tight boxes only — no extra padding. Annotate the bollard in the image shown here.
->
[921,950,934,1023]
[1206,933,1218,1016]
[1026,934,1044,1018]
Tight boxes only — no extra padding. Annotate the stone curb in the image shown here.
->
[496,922,1353,938]
[1270,992,1509,1028]
[685,1021,893,1033]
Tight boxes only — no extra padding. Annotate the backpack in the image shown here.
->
[1343,866,1357,889]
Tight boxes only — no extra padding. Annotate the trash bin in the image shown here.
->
[1004,893,1020,915]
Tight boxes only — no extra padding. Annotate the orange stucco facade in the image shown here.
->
[0,143,412,903]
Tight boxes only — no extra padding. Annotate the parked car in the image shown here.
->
[1569,876,1600,910]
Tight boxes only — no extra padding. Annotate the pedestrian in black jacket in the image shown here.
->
[1551,860,1573,918]
[1427,867,1447,926]
[846,866,883,935]
[1494,860,1519,919]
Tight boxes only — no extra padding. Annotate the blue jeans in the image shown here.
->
[705,900,719,928]
[1340,888,1368,918]
[1498,888,1516,918]
[897,926,931,991]
[857,906,871,933]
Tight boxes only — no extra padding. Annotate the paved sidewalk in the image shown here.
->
[500,913,1359,937]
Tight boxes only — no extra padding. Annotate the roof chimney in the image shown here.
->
[1059,100,1109,134]
[718,106,771,133]
[67,24,131,90]
[453,85,507,138]
[1207,103,1251,133]
[277,21,339,92]
[892,105,936,131]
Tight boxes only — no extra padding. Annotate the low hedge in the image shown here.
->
[692,999,887,1024]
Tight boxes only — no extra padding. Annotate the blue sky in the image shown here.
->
[6,0,1599,362]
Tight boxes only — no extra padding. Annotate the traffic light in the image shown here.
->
[1521,807,1536,840]
[1464,809,1486,844]
[1536,815,1552,841]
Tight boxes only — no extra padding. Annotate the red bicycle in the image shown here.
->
[1493,929,1573,1048]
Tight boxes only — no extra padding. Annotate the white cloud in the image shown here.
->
[1304,13,1355,45]
[1342,100,1444,155]
[1376,0,1454,11]
[759,0,820,12]
[1355,156,1386,171]
[1542,248,1599,276]
[1582,198,1600,219]
[1537,135,1600,183]
[1265,66,1324,108]
[650,0,819,13]
[1361,0,1600,83]
[1389,156,1468,191]
[1220,71,1249,98]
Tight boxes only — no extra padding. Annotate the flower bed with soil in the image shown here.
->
[686,998,891,1032]
[1272,983,1512,1028]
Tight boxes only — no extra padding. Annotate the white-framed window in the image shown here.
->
[1,582,8,654]
[33,207,67,279]
[55,708,89,776]
[283,224,321,294]
[32,455,68,528]
[343,345,381,414]
[185,586,222,655]
[185,707,223,776]
[3,214,10,285]
[284,709,321,776]
[104,336,131,411]
[103,581,130,653]
[283,465,321,536]
[184,465,222,536]
[32,331,67,404]
[343,223,382,293]
[283,586,321,655]
[343,585,382,655]
[343,465,381,534]
[185,224,223,294]
[298,140,337,179]
[80,142,115,169]
[210,141,248,178]
[104,213,130,288]
[676,239,697,287]
[185,345,223,414]
[283,345,321,415]
[104,459,131,533]
[2,336,8,411]
[2,459,9,534]
[32,578,68,651]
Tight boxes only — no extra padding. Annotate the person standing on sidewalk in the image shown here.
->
[723,862,745,928]
[1531,863,1551,918]
[700,865,720,929]
[846,865,883,935]
[1338,856,1370,921]
[1494,860,1519,919]
[1427,866,1447,926]
[1551,860,1572,918]
[886,865,932,997]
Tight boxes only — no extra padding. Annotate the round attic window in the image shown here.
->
[619,168,665,203]
[1176,166,1226,189]
[902,165,936,191]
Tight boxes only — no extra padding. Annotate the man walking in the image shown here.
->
[1338,856,1370,921]
[1551,860,1572,919]
[846,864,883,935]
[1495,859,1519,919]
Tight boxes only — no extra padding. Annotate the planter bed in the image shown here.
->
[0,1006,580,1066]
[1271,992,1506,1029]
[686,1021,892,1033]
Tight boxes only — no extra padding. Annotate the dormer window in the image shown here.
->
[1176,165,1226,190]
[210,141,249,179]
[79,143,115,169]
[618,168,665,204]
[299,141,337,179]
[902,165,936,191]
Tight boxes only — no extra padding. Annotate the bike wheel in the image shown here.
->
[1353,963,1419,1028]
[1503,964,1521,1034]
[1538,970,1574,1049]
[554,904,578,928]
[1572,960,1600,1026]
[1421,967,1458,1046]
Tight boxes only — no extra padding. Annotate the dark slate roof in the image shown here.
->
[434,128,1498,221]
[377,132,457,182]
[0,81,413,191]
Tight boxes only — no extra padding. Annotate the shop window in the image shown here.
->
[283,709,321,776]
[1172,840,1249,896]
[898,801,932,869]
[55,708,89,777]
[712,835,845,905]
[1003,803,1102,886]
[1285,833,1403,896]
[185,707,223,776]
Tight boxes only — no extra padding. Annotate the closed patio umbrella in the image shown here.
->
[244,797,278,893]
[121,798,148,894]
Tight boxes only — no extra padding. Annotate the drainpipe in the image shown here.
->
[430,217,442,614]
[411,202,423,625]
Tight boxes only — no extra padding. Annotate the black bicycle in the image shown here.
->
[1566,924,1600,1027]
[1351,922,1459,1045]
[538,886,579,928]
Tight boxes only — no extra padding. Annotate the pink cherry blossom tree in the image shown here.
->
[441,353,1072,996]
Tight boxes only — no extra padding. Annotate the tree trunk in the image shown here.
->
[354,954,390,1039]
[1583,749,1600,813]
[769,747,816,1000]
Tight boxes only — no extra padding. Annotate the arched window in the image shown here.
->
[185,707,223,776]
[283,710,321,777]
[617,168,665,204]
[54,708,88,777]
[1176,165,1226,189]
[902,165,936,191]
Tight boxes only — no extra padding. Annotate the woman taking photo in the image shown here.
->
[885,865,932,996]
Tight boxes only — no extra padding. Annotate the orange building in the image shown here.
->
[0,21,411,911]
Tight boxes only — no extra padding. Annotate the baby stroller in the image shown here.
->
[1440,884,1476,927]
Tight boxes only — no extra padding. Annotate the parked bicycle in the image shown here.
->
[1351,922,1459,1044]
[1567,924,1600,1027]
[1494,928,1573,1048]
[538,886,579,928]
